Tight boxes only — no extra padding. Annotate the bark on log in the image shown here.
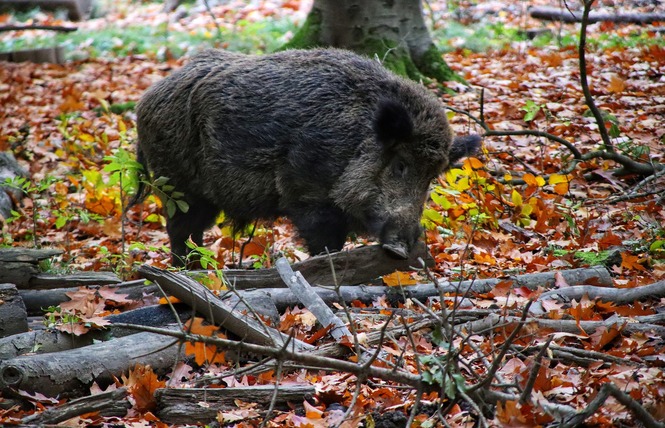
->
[0,304,191,360]
[0,248,121,289]
[22,387,130,425]
[539,280,665,304]
[275,258,351,341]
[529,6,665,24]
[0,262,38,287]
[0,329,182,398]
[0,248,62,262]
[28,271,122,289]
[225,266,612,313]
[137,265,313,352]
[19,279,159,315]
[5,46,66,64]
[0,284,28,337]
[155,385,315,425]
[213,242,433,289]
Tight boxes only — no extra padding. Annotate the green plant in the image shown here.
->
[3,176,57,247]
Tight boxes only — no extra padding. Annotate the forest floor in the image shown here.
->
[0,0,664,426]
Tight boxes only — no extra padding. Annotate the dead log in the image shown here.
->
[0,247,60,288]
[0,284,28,337]
[529,6,665,24]
[155,384,315,425]
[0,247,120,289]
[22,387,130,425]
[4,46,66,64]
[539,280,665,304]
[0,329,182,398]
[19,279,159,315]
[28,271,121,289]
[0,24,77,32]
[137,265,313,352]
[0,247,62,263]
[0,0,94,21]
[225,266,612,313]
[0,304,191,360]
[215,242,433,289]
[464,313,665,338]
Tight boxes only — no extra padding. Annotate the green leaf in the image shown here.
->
[55,216,67,229]
[166,200,176,218]
[153,176,170,187]
[521,100,541,122]
[176,200,190,213]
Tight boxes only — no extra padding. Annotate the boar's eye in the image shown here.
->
[392,159,408,178]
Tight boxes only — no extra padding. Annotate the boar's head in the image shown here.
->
[331,92,480,260]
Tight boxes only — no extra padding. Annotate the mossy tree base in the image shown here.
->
[281,0,464,84]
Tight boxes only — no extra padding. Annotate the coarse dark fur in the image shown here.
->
[133,48,480,266]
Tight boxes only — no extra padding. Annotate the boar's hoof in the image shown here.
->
[382,243,409,260]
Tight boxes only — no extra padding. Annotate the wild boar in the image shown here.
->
[133,48,480,266]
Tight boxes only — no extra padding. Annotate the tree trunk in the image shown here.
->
[285,0,460,82]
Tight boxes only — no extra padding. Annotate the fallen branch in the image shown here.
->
[539,280,665,304]
[137,265,313,352]
[0,24,77,32]
[529,6,665,24]
[275,257,351,342]
[463,313,665,337]
[225,266,611,314]
[21,387,130,425]
[561,382,664,428]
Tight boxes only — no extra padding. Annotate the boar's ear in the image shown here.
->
[373,99,413,149]
[449,134,481,164]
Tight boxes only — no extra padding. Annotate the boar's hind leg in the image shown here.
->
[289,206,348,256]
[166,199,219,268]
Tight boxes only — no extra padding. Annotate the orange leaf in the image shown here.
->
[382,271,417,286]
[303,400,324,419]
[607,74,626,93]
[183,318,227,365]
[620,252,646,272]
[590,324,623,350]
[489,280,514,298]
[159,296,181,305]
[121,365,166,412]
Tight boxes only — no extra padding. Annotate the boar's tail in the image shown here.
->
[129,146,149,207]
[449,134,481,165]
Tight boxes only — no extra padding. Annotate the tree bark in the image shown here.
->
[0,284,28,337]
[284,0,460,82]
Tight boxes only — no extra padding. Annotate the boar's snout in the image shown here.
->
[381,221,422,260]
[368,206,422,260]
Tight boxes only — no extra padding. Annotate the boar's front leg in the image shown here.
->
[166,198,219,268]
[288,205,349,256]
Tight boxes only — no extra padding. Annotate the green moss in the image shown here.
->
[355,38,422,80]
[280,7,323,50]
[415,44,465,84]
